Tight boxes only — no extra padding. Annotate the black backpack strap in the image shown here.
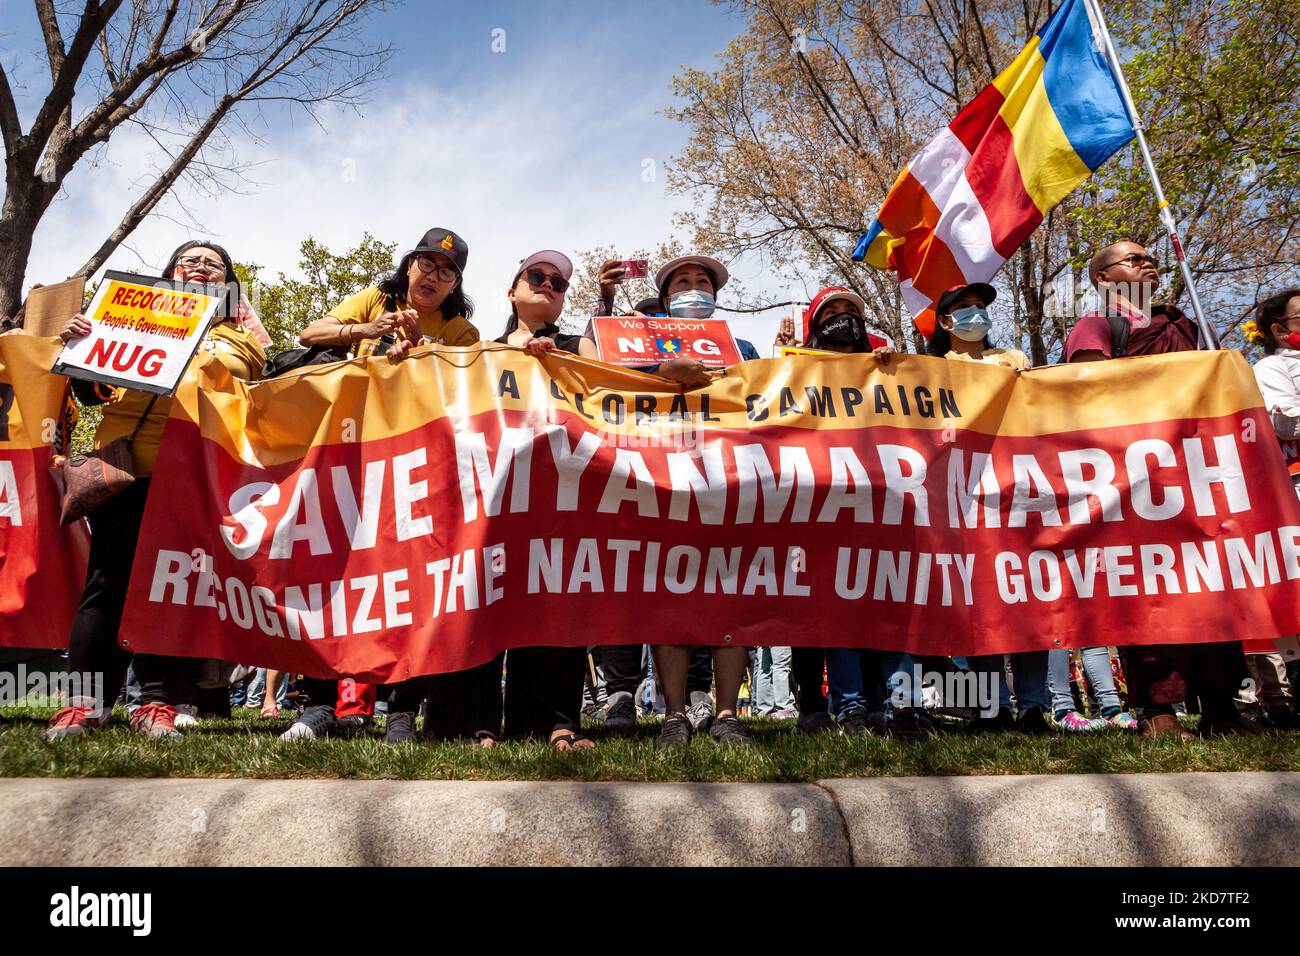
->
[1106,311,1130,358]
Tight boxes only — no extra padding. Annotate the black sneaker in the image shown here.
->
[1264,708,1300,732]
[708,714,753,746]
[384,711,417,743]
[840,709,887,736]
[1198,715,1267,737]
[888,707,936,739]
[279,704,337,742]
[1015,707,1053,735]
[602,692,637,733]
[966,707,1015,734]
[795,711,837,735]
[336,714,372,736]
[656,712,693,749]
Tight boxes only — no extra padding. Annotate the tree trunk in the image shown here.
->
[0,187,44,326]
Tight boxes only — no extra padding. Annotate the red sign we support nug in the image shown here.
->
[591,316,742,368]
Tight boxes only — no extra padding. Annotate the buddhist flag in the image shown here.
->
[853,0,1135,336]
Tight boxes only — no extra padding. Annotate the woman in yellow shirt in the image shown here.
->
[298,227,479,360]
[48,241,265,740]
[927,282,1048,731]
[924,282,1030,370]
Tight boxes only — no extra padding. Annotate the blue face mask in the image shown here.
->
[949,304,991,342]
[668,290,716,319]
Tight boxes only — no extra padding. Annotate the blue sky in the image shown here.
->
[4,0,798,342]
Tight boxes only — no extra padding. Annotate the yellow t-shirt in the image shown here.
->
[326,285,480,357]
[944,347,1030,371]
[94,322,266,476]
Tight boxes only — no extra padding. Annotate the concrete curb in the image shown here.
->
[822,772,1300,865]
[1,772,1295,865]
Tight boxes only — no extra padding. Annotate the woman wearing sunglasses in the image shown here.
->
[390,251,596,751]
[299,227,479,361]
[47,240,266,739]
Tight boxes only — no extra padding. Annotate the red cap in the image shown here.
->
[802,286,866,341]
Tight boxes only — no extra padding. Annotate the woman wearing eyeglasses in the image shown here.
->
[47,241,266,740]
[399,251,597,751]
[299,227,479,360]
[283,229,481,743]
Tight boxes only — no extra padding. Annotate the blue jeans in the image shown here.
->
[244,668,287,708]
[968,652,1049,714]
[879,651,919,713]
[750,646,796,715]
[826,649,869,719]
[1047,647,1121,715]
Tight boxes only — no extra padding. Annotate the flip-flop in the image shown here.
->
[550,732,594,751]
[470,730,497,748]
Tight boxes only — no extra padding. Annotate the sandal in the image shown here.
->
[550,731,594,751]
[470,730,497,748]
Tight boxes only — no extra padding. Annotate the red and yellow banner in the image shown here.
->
[118,345,1300,683]
[0,335,87,648]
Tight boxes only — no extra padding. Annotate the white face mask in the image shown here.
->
[668,290,715,318]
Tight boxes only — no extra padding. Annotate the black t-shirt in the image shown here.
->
[495,322,585,356]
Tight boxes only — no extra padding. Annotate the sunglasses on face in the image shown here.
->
[1099,252,1158,272]
[175,255,225,274]
[525,268,568,293]
[413,257,458,282]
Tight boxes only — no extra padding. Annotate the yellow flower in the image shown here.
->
[1242,319,1266,346]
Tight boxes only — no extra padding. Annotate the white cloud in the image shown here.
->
[22,24,797,350]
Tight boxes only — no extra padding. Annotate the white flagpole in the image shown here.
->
[1080,0,1220,349]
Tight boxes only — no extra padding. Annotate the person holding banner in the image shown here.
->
[281,230,481,743]
[1067,241,1254,739]
[587,256,757,738]
[914,282,1050,732]
[1244,287,1300,731]
[618,255,755,746]
[47,241,266,739]
[298,227,479,361]
[405,250,595,750]
[922,283,1029,371]
[775,286,929,736]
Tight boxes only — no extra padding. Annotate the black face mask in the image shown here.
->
[815,312,865,349]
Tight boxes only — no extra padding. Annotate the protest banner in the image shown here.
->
[591,316,742,367]
[0,336,87,648]
[52,271,223,396]
[779,338,891,359]
[116,344,1300,682]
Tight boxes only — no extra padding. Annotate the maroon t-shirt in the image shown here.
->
[1064,303,1199,361]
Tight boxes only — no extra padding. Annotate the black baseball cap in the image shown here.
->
[935,282,996,316]
[406,227,468,275]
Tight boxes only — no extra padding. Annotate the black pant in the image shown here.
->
[418,647,586,740]
[600,645,644,697]
[504,646,586,738]
[791,647,827,714]
[420,656,505,740]
[1126,641,1247,721]
[66,478,194,710]
[601,644,712,697]
[298,676,339,713]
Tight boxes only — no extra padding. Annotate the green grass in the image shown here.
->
[1,706,1296,781]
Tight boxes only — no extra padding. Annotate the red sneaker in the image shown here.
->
[130,703,183,738]
[46,705,108,740]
